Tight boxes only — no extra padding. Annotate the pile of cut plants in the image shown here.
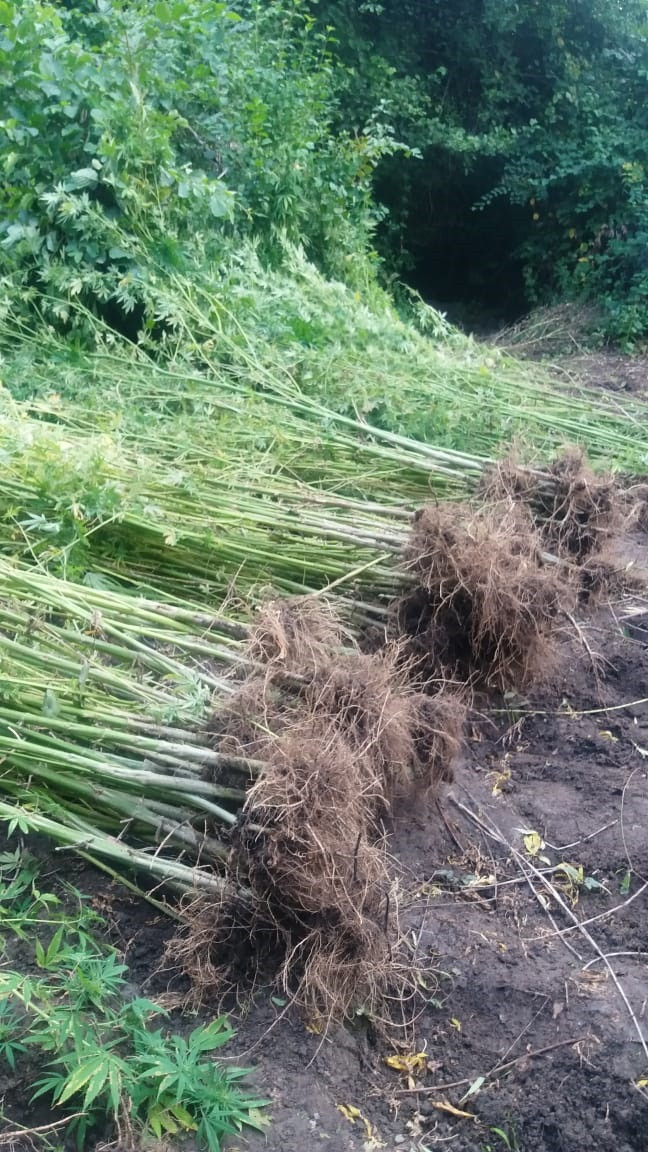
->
[1,2,648,1148]
[1,290,646,1152]
[0,435,643,1035]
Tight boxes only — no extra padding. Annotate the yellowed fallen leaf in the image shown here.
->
[305,1020,322,1035]
[417,881,444,901]
[555,862,584,884]
[432,1101,475,1120]
[336,1105,384,1147]
[385,1051,428,1074]
[636,1078,648,1089]
[598,729,618,742]
[337,1104,362,1123]
[490,767,511,796]
[467,873,496,888]
[554,861,586,906]
[524,830,545,856]
[450,1017,462,1032]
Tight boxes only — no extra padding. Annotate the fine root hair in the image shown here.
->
[396,499,568,691]
[245,597,348,672]
[483,450,619,562]
[179,598,463,1024]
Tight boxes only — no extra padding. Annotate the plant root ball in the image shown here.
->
[183,597,463,1025]
[397,499,569,690]
[483,450,619,562]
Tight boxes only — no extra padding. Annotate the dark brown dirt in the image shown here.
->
[2,574,647,1151]
[567,353,648,400]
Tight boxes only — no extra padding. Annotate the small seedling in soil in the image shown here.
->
[485,1123,521,1150]
[0,851,268,1150]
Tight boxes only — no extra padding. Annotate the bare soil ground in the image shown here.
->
[211,588,648,1152]
[567,353,648,401]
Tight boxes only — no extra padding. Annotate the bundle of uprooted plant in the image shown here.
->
[0,560,465,1025]
[2,438,642,1026]
[171,599,465,1026]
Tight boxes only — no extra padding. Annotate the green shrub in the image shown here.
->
[0,0,412,331]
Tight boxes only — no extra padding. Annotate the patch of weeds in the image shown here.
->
[0,848,268,1150]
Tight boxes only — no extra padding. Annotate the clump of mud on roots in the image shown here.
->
[172,601,463,1025]
[483,449,619,563]
[396,499,569,691]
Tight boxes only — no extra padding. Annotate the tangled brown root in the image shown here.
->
[484,450,619,562]
[290,917,397,1024]
[175,599,463,1024]
[299,647,464,798]
[579,548,648,602]
[246,597,348,671]
[172,719,397,1023]
[208,619,465,798]
[397,500,568,690]
[170,885,403,1028]
[413,687,466,787]
[167,886,286,1008]
[236,723,387,913]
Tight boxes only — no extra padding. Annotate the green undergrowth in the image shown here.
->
[3,248,648,476]
[0,845,267,1150]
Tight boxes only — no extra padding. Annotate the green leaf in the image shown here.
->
[209,188,232,218]
[57,1054,107,1105]
[83,1060,111,1111]
[45,926,65,967]
[583,876,604,892]
[107,1061,122,1115]
[460,1074,486,1102]
[148,1104,165,1139]
[68,168,99,189]
[31,1074,65,1105]
[148,1103,182,1137]
[168,1102,197,1131]
[189,1017,234,1054]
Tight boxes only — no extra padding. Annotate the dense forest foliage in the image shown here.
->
[313,0,648,339]
[1,0,647,343]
